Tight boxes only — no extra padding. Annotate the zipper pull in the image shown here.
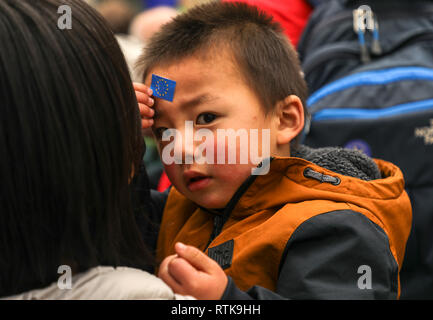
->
[358,29,371,63]
[353,5,374,63]
[371,19,382,55]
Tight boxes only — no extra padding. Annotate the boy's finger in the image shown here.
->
[159,268,184,294]
[136,91,154,106]
[158,255,185,293]
[141,118,154,129]
[167,257,200,286]
[174,242,217,272]
[159,253,175,265]
[158,254,178,281]
[139,103,155,117]
[133,82,153,96]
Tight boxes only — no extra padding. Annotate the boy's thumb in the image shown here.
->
[174,242,216,272]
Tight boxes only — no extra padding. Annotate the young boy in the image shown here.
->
[134,2,412,299]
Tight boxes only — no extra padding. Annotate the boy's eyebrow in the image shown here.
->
[179,93,219,111]
[154,93,219,120]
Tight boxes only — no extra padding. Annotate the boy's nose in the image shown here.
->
[172,126,195,165]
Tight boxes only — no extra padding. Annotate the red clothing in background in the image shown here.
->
[222,0,313,48]
[157,170,172,192]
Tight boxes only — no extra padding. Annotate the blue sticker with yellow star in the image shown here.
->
[150,74,176,102]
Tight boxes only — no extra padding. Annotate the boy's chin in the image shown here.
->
[192,194,230,210]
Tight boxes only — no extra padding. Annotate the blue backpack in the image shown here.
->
[299,0,433,299]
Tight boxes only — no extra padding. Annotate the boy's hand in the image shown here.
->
[133,82,155,129]
[158,242,228,300]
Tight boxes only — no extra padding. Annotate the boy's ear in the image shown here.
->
[275,95,304,146]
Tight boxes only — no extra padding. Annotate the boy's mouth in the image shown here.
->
[184,171,211,192]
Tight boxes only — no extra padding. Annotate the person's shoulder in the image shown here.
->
[76,266,178,300]
[4,266,194,300]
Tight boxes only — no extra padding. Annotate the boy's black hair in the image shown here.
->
[137,1,309,147]
[0,0,152,297]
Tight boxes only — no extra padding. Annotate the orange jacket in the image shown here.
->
[156,147,412,299]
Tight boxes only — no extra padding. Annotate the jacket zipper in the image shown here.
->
[203,172,259,251]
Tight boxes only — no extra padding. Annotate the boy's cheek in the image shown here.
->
[213,163,254,185]
[158,134,255,185]
[163,163,177,175]
[213,133,244,165]
[163,163,181,186]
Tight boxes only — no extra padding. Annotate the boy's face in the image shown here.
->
[146,54,278,209]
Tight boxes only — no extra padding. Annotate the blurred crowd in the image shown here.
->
[84,0,210,81]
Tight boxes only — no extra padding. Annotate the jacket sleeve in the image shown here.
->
[222,210,399,300]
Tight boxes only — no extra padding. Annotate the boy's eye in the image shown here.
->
[196,113,217,125]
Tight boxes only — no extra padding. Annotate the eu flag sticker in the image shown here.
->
[150,74,176,102]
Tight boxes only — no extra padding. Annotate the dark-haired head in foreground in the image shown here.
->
[0,0,151,297]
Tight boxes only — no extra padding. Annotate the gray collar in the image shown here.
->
[292,145,382,181]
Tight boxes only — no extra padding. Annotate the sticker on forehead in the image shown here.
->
[150,74,176,102]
